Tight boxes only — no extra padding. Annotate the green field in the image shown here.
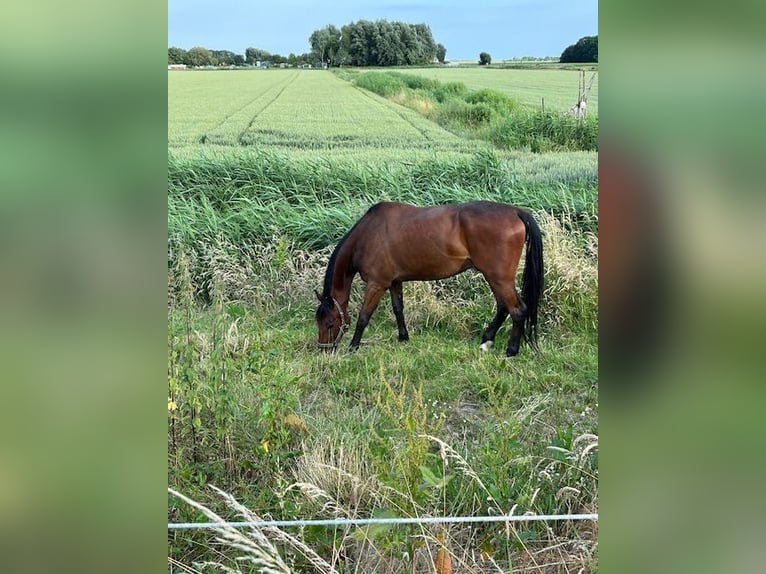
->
[169,70,481,154]
[168,69,598,573]
[395,67,599,115]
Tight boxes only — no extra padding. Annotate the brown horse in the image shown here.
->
[314,201,544,356]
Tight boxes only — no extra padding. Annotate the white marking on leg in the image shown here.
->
[480,341,494,351]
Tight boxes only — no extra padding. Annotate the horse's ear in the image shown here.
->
[314,289,322,302]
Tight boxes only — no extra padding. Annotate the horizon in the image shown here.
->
[168,0,597,62]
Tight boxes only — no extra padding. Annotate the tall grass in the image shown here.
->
[168,149,597,224]
[489,111,598,153]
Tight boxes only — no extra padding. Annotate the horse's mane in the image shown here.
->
[321,204,381,297]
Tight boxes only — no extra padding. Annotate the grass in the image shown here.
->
[168,67,598,573]
[168,311,597,572]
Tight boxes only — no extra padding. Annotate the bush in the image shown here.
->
[438,99,494,128]
[431,81,468,102]
[354,71,406,97]
[390,72,439,91]
[465,88,520,115]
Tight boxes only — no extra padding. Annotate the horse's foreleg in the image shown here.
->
[348,283,387,351]
[390,281,409,342]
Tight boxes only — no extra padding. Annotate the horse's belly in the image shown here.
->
[397,257,472,281]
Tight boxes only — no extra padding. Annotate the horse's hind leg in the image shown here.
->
[480,296,508,351]
[484,278,527,357]
[505,301,528,357]
[390,281,409,342]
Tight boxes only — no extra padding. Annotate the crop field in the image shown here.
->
[169,70,481,154]
[168,69,598,573]
[394,68,599,115]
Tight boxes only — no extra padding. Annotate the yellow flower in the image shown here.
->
[261,440,270,453]
[168,398,177,412]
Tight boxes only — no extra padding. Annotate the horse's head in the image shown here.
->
[314,290,347,352]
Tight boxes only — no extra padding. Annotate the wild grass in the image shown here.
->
[167,148,596,218]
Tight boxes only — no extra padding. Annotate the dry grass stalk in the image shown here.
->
[169,486,339,574]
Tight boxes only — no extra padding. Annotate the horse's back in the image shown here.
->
[365,200,519,222]
[361,201,524,246]
[354,201,525,283]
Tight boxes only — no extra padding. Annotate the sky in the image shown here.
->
[168,0,597,61]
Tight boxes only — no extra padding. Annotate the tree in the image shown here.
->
[436,43,447,63]
[479,52,492,65]
[311,20,442,67]
[210,50,238,66]
[187,46,216,67]
[375,20,398,66]
[309,24,342,67]
[245,47,272,65]
[413,23,436,63]
[168,47,187,65]
[560,35,598,63]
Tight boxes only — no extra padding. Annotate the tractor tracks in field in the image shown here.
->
[353,85,436,143]
[198,72,299,146]
[236,72,300,145]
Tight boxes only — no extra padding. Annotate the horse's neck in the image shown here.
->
[329,238,356,307]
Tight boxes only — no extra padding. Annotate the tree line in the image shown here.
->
[168,19,446,68]
[169,27,595,69]
[168,46,315,68]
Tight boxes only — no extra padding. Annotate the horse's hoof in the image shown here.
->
[480,341,494,351]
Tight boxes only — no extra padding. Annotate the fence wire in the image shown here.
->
[168,513,597,530]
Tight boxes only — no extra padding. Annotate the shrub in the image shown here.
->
[431,81,468,103]
[390,71,439,91]
[354,71,406,97]
[438,99,494,128]
[465,88,520,115]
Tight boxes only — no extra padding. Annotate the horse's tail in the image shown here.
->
[517,209,544,351]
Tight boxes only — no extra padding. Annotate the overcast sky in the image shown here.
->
[168,0,597,61]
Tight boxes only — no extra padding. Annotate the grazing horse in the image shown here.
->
[314,201,544,356]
